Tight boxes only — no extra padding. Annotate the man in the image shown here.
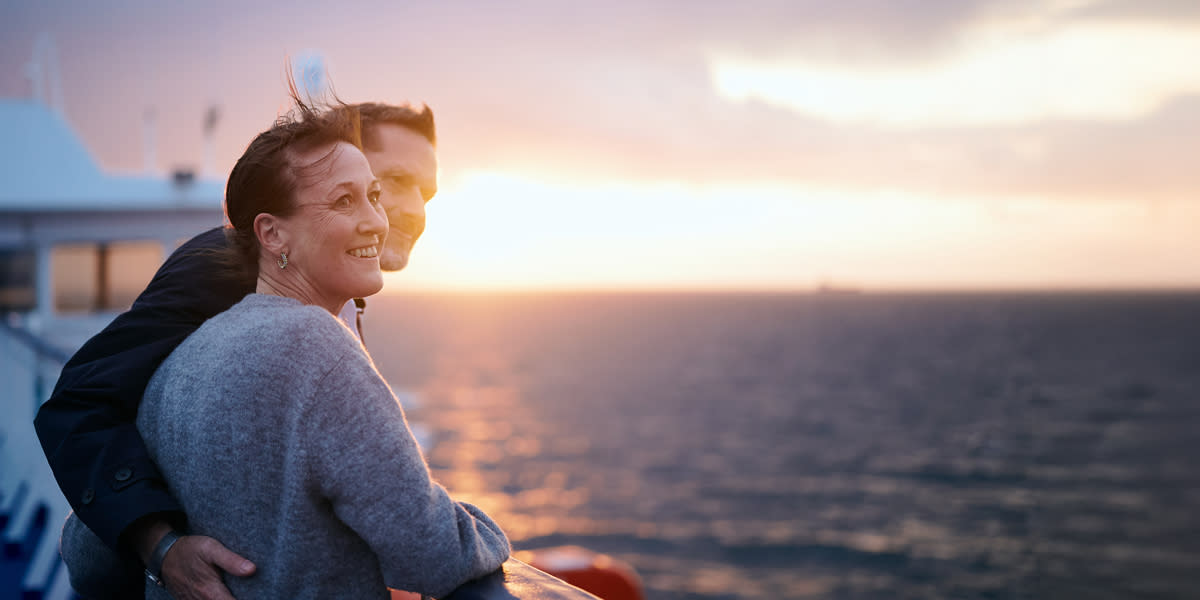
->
[34,101,438,600]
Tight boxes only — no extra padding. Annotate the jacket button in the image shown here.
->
[114,467,133,482]
[81,488,95,505]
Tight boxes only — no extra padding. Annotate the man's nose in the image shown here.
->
[388,193,427,238]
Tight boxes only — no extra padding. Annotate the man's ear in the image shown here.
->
[254,213,289,254]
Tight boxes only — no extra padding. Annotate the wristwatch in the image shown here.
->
[144,530,183,588]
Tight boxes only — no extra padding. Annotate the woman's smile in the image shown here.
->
[348,243,380,259]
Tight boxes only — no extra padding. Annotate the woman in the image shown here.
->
[63,101,510,599]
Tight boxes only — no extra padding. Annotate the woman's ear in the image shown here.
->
[254,213,288,255]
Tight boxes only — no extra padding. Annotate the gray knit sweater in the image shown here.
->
[133,293,509,598]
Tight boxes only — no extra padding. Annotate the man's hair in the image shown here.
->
[221,87,363,279]
[357,102,436,149]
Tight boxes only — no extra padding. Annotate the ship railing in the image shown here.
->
[0,314,77,600]
[445,558,602,600]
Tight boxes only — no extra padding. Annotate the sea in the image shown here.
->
[363,291,1200,600]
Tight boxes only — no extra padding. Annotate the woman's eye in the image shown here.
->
[335,195,352,208]
[368,190,381,204]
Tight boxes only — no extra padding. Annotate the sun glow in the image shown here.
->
[710,22,1200,127]
[379,171,1200,293]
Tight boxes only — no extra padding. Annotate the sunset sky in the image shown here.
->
[2,0,1197,292]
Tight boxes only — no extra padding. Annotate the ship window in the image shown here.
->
[52,244,98,312]
[107,242,163,308]
[53,241,163,312]
[0,249,36,312]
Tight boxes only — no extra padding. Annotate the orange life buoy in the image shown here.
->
[517,545,645,600]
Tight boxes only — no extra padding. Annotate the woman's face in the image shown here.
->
[278,141,388,308]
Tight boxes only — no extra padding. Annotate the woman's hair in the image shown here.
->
[219,84,363,280]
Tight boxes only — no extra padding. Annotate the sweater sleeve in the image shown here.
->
[301,342,511,598]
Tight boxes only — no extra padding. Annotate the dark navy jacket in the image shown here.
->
[34,227,254,549]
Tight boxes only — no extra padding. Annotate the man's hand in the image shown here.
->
[132,519,256,600]
[160,534,257,600]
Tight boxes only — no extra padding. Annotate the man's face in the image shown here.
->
[362,123,438,272]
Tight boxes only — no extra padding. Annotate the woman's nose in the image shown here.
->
[359,199,388,236]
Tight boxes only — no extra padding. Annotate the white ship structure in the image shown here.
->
[1,39,226,598]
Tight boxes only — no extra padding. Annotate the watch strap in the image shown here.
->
[144,530,183,587]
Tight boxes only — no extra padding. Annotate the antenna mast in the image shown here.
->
[143,107,157,175]
[25,33,66,116]
[202,104,220,177]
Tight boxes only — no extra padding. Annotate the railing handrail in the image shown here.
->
[0,315,71,365]
[445,558,602,600]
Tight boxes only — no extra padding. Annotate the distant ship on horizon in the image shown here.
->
[816,280,863,295]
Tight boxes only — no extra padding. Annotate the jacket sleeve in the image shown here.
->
[33,227,255,550]
[303,344,511,598]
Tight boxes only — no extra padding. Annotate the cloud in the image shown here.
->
[1068,0,1200,22]
[3,0,1196,207]
[708,20,1200,126]
[445,79,1200,205]
[400,3,1200,205]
